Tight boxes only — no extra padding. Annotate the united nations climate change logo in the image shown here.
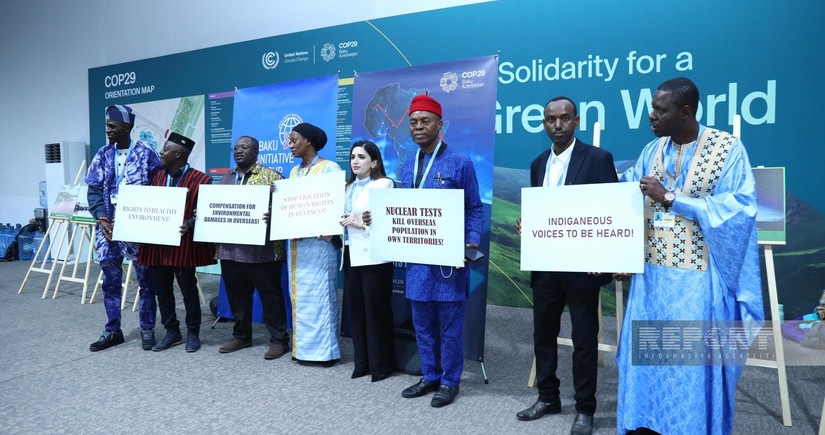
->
[321,43,336,62]
[262,51,280,70]
[278,114,303,149]
[440,71,458,93]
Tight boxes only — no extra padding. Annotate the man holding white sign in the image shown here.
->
[374,94,483,407]
[515,97,617,435]
[138,132,215,353]
[85,105,161,352]
[216,136,290,360]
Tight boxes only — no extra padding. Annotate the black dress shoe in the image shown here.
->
[89,330,124,352]
[371,372,392,383]
[516,398,562,421]
[185,330,201,353]
[401,378,440,398]
[140,329,156,351]
[430,384,459,407]
[152,329,183,351]
[570,413,594,435]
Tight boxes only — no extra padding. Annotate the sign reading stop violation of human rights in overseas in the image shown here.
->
[269,170,344,240]
[112,185,187,246]
[520,182,644,273]
[369,188,464,268]
[193,184,271,245]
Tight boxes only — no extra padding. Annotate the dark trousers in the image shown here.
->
[221,260,288,344]
[343,247,395,375]
[533,271,600,415]
[149,266,200,333]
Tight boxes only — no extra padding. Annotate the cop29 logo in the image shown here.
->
[321,43,336,62]
[440,72,458,93]
[262,51,280,70]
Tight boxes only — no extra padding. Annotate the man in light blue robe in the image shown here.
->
[616,78,764,435]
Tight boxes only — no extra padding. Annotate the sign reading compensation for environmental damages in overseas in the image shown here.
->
[269,171,344,240]
[193,184,270,245]
[369,188,464,268]
[112,185,187,246]
[521,182,644,273]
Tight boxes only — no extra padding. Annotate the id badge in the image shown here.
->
[110,194,118,205]
[653,211,675,228]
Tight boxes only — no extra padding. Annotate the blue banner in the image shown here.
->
[231,75,339,176]
[351,55,498,362]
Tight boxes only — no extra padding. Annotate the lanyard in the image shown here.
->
[234,167,250,185]
[413,142,442,189]
[296,155,320,177]
[166,164,190,187]
[114,141,135,190]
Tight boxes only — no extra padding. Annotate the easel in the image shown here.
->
[728,115,790,427]
[17,163,89,300]
[51,218,96,302]
[527,122,625,387]
[17,215,70,297]
[745,243,791,426]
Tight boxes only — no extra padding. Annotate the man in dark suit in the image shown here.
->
[514,96,618,435]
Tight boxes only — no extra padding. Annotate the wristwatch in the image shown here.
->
[663,191,676,208]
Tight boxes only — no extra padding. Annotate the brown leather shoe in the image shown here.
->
[264,342,287,360]
[219,338,252,353]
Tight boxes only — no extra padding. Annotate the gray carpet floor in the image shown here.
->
[1,259,822,434]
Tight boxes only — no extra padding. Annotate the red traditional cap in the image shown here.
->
[409,94,442,118]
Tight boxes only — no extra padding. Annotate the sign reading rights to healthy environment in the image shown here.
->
[112,185,187,246]
[369,188,464,268]
[270,171,344,240]
[194,184,270,245]
[520,182,644,273]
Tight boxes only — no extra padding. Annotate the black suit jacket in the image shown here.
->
[528,139,618,289]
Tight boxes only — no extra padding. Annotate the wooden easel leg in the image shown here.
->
[53,224,82,299]
[41,219,69,299]
[764,245,792,426]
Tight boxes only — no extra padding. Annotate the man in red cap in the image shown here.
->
[395,94,484,407]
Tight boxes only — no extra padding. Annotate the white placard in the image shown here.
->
[369,188,464,267]
[112,185,187,246]
[193,184,270,245]
[520,182,644,273]
[270,170,345,240]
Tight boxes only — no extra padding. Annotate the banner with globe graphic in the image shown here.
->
[351,55,498,362]
[230,75,339,177]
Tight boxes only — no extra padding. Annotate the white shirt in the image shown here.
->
[543,139,576,186]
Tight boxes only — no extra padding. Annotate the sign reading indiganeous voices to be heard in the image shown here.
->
[369,188,464,268]
[112,185,187,246]
[194,184,270,245]
[520,182,644,273]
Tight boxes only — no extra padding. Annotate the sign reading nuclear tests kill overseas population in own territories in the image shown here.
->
[520,182,644,273]
[112,185,187,246]
[369,188,464,268]
[269,170,344,240]
[193,184,270,245]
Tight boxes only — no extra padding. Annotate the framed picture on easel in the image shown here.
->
[753,167,786,245]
